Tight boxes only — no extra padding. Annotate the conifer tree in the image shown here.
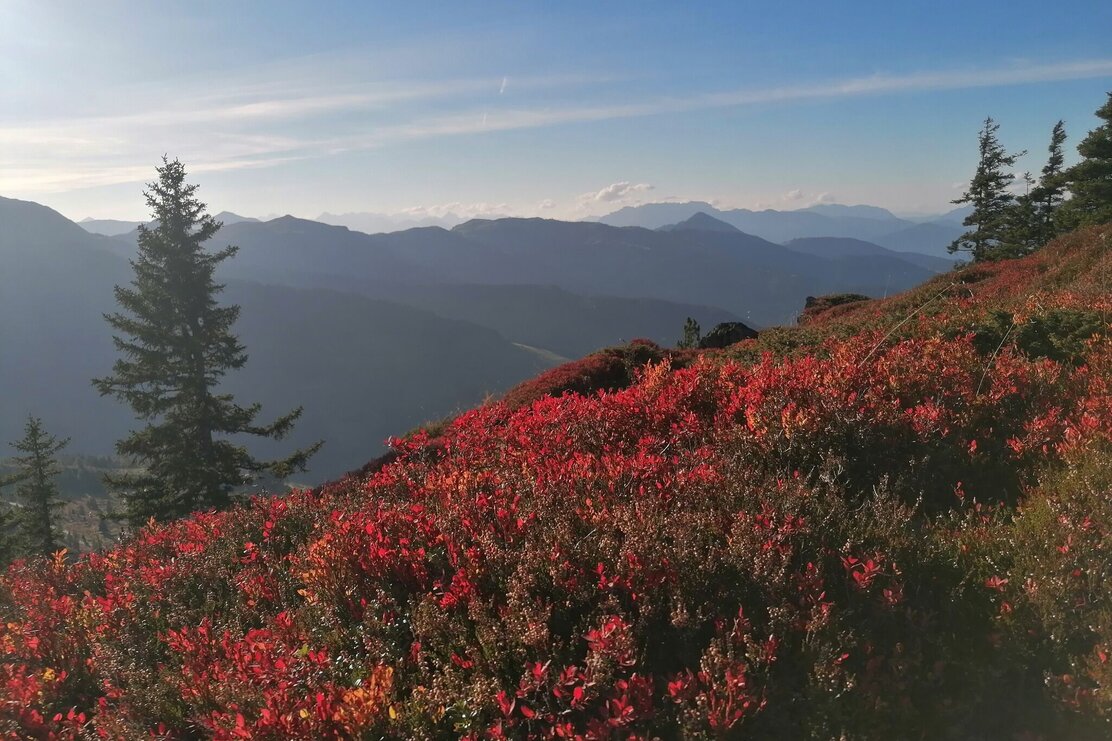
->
[677,317,701,349]
[950,117,1025,261]
[0,472,17,566]
[1029,120,1069,243]
[94,158,320,527]
[1002,172,1040,258]
[1058,93,1112,229]
[9,416,67,558]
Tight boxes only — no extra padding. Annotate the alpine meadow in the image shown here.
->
[2,2,1112,739]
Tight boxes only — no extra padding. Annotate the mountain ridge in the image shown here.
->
[597,200,964,253]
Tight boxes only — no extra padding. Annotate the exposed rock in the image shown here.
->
[697,321,759,349]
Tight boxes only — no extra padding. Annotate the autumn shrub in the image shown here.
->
[995,442,1112,731]
[970,308,1108,366]
[499,340,696,410]
[0,226,1110,739]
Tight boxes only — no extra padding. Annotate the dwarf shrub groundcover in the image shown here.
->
[2,226,1112,739]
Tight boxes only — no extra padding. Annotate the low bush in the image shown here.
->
[2,226,1111,738]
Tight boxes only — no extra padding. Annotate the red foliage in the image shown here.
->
[2,227,1111,738]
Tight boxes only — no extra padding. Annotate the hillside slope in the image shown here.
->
[0,197,553,480]
[367,283,739,359]
[1,226,1111,738]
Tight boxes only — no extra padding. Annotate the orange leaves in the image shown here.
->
[332,666,394,733]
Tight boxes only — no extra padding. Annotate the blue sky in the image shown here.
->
[1,1,1111,221]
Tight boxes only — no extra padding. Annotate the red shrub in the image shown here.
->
[1,227,1111,738]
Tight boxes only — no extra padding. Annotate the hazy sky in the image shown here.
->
[2,1,1111,221]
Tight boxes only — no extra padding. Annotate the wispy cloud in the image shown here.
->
[0,71,601,194]
[1,155,309,193]
[3,57,1111,196]
[276,57,1112,159]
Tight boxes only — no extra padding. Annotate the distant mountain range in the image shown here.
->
[9,196,957,480]
[596,201,967,258]
[3,197,549,480]
[83,201,970,259]
[77,218,145,236]
[664,212,954,272]
[316,210,503,234]
[79,211,258,236]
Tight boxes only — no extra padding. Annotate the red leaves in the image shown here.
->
[584,615,636,669]
[842,555,885,591]
[0,238,1110,739]
[984,575,1010,592]
[495,689,515,717]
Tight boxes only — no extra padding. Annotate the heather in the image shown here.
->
[2,227,1112,738]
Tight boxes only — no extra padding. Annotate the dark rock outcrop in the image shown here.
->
[698,321,759,349]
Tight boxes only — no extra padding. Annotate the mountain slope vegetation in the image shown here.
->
[0,197,553,480]
[2,224,1110,738]
[7,195,940,481]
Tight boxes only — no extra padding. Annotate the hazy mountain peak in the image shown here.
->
[593,201,719,228]
[213,211,259,225]
[937,204,975,224]
[2,195,103,246]
[318,210,480,235]
[660,212,741,233]
[598,199,965,253]
[799,203,899,220]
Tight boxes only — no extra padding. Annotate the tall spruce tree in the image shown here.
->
[1002,172,1040,258]
[94,158,320,527]
[1003,123,1070,257]
[1058,93,1112,229]
[9,416,67,558]
[950,117,1025,261]
[1029,120,1069,244]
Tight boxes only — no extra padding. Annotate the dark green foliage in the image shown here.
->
[1003,123,1069,257]
[972,308,1106,365]
[1059,93,1112,230]
[0,477,16,566]
[1016,310,1107,365]
[1030,121,1070,242]
[970,310,1018,356]
[988,442,1112,740]
[677,316,701,349]
[93,159,320,527]
[950,117,1026,261]
[1003,172,1041,256]
[8,416,68,558]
